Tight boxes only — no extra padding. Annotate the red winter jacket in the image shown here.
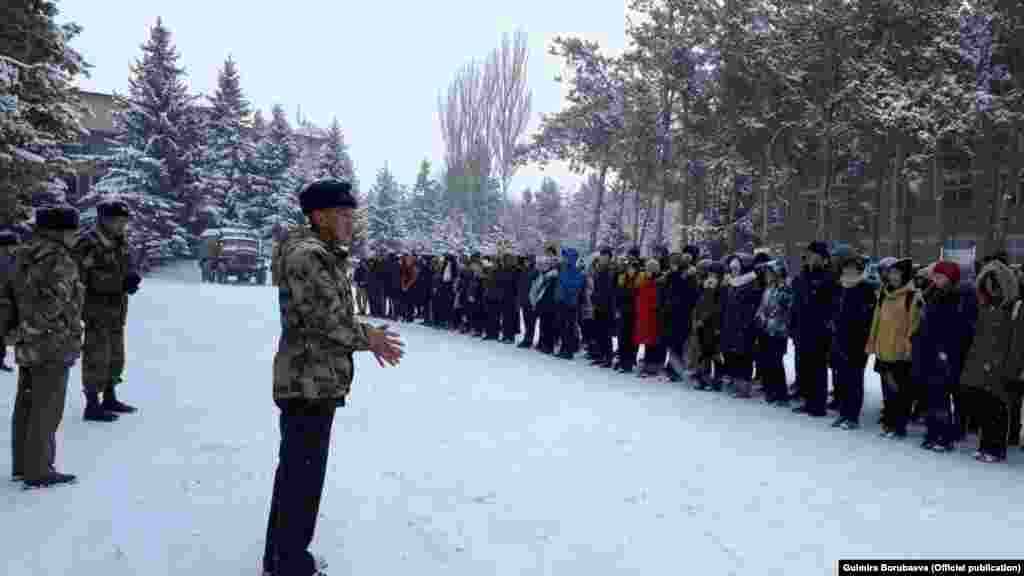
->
[633,273,659,346]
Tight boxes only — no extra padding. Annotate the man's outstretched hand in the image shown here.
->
[366,323,405,367]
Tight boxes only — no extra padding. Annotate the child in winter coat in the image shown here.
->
[960,260,1023,462]
[754,259,794,405]
[866,258,918,438]
[693,261,726,391]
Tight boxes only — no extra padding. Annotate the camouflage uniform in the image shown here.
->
[10,222,84,485]
[273,226,372,402]
[264,180,369,576]
[75,225,132,400]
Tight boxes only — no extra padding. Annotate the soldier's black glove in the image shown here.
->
[124,272,142,295]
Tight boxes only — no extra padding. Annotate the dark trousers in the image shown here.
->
[756,335,788,401]
[878,362,912,434]
[538,305,558,351]
[797,344,829,413]
[520,304,537,345]
[835,355,868,423]
[724,351,753,381]
[436,285,454,328]
[976,390,1009,458]
[924,366,958,445]
[485,300,502,338]
[644,342,666,370]
[559,305,579,355]
[593,309,614,361]
[617,313,637,370]
[264,399,337,576]
[501,301,519,341]
[11,364,69,480]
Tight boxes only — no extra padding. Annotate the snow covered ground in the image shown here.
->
[3,259,1023,576]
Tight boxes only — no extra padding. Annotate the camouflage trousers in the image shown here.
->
[82,321,125,394]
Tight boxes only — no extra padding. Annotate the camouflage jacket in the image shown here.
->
[11,230,85,367]
[74,225,131,325]
[273,226,372,403]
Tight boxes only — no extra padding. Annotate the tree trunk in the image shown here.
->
[587,163,609,253]
[996,127,1021,249]
[639,194,654,249]
[982,117,1000,258]
[727,170,738,252]
[889,137,904,256]
[932,148,945,258]
[679,164,690,247]
[784,165,797,272]
[632,183,642,251]
[871,138,886,258]
[819,128,832,242]
[761,143,771,247]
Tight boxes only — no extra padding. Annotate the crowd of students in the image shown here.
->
[351,242,1024,464]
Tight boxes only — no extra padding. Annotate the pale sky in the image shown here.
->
[60,0,627,201]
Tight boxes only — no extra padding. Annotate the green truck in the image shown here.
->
[197,228,268,285]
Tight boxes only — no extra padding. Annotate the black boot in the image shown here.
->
[102,386,137,414]
[84,391,118,422]
[23,471,77,489]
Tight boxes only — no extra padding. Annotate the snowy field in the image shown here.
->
[2,259,1023,576]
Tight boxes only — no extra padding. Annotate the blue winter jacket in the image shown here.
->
[556,248,585,306]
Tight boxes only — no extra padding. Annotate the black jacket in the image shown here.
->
[792,267,838,348]
[829,278,878,365]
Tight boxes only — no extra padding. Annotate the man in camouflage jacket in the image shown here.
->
[0,229,19,371]
[264,180,403,576]
[74,198,141,421]
[10,205,84,489]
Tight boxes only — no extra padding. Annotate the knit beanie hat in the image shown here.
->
[932,261,961,285]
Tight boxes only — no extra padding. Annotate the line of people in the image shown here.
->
[353,241,1024,465]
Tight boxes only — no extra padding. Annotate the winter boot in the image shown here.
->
[0,362,12,372]
[102,386,137,414]
[83,392,119,422]
[23,471,76,489]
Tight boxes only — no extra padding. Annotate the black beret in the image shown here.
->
[628,246,641,258]
[599,246,613,257]
[683,244,700,260]
[97,198,132,219]
[0,230,19,246]
[299,179,357,214]
[36,205,80,231]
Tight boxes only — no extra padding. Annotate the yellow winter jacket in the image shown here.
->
[865,284,919,362]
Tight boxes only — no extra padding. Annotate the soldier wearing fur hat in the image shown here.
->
[10,205,84,489]
[74,198,141,421]
[264,180,404,576]
[0,229,20,372]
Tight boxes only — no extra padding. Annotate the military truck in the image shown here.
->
[197,228,268,284]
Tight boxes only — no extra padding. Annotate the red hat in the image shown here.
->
[932,261,961,285]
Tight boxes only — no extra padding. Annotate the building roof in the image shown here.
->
[78,90,117,135]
